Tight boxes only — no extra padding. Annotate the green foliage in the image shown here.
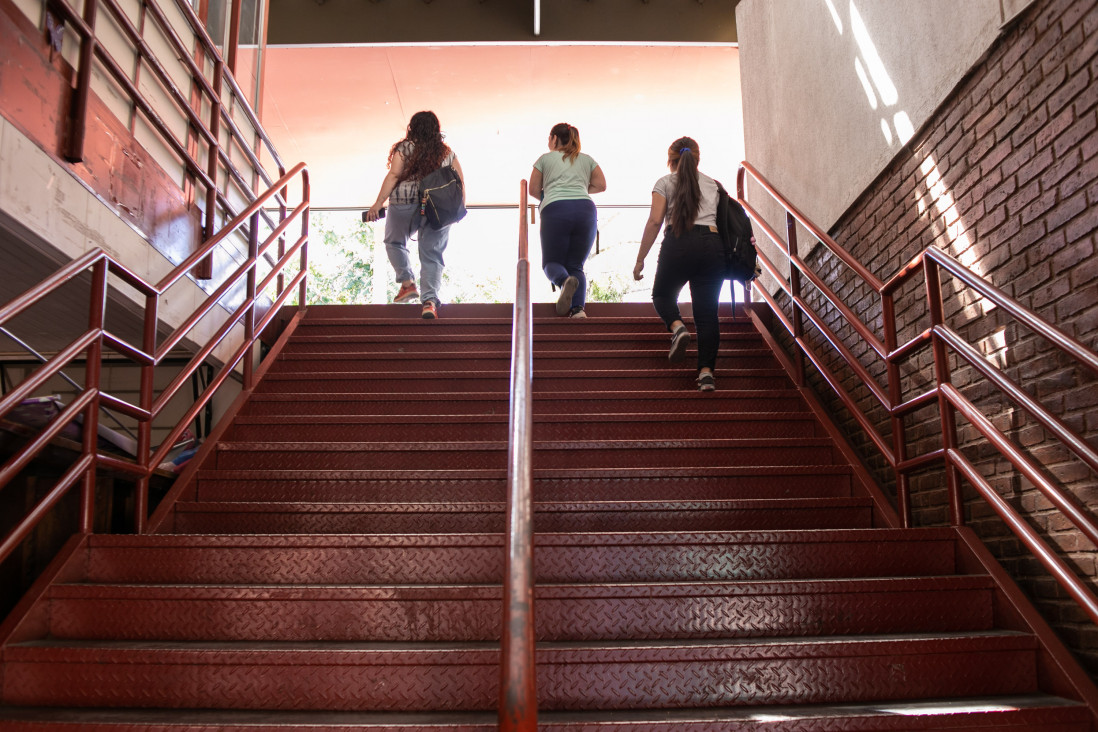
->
[307,213,375,305]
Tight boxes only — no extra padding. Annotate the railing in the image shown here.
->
[736,160,1098,624]
[0,162,309,564]
[499,180,537,729]
[45,0,289,275]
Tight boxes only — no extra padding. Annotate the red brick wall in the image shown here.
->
[768,0,1098,673]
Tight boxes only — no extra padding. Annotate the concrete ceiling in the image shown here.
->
[258,43,744,210]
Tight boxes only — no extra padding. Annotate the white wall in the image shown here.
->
[736,0,1033,254]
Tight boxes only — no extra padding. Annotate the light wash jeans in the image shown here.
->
[383,201,451,305]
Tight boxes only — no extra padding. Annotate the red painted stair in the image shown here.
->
[0,302,1094,730]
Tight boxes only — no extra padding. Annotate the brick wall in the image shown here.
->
[764,0,1098,673]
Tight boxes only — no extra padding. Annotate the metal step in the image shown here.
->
[1,632,1038,711]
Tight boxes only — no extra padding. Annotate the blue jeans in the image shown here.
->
[384,202,450,305]
[539,198,597,311]
[651,227,726,371]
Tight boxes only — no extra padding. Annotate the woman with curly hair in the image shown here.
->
[366,111,465,319]
[632,136,725,391]
[529,122,606,318]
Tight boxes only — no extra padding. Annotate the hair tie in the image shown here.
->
[679,147,691,154]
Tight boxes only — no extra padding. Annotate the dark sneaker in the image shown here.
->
[569,307,587,319]
[669,325,690,362]
[696,372,716,392]
[556,276,579,316]
[395,282,419,303]
[421,301,438,319]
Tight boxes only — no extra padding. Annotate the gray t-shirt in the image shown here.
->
[534,151,598,209]
[391,141,456,205]
[653,171,719,228]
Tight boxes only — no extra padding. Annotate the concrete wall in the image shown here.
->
[736,0,1033,245]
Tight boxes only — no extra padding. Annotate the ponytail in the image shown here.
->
[667,137,700,237]
[550,122,581,163]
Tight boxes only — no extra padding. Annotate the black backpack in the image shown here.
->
[419,164,467,230]
[715,181,759,283]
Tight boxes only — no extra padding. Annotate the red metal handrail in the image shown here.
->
[737,160,1098,625]
[46,0,290,272]
[0,163,308,562]
[499,179,537,729]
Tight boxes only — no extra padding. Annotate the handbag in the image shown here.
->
[715,181,760,282]
[419,164,467,230]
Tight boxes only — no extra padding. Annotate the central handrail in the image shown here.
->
[736,160,1098,629]
[499,179,537,728]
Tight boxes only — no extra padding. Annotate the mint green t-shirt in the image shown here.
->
[534,151,598,209]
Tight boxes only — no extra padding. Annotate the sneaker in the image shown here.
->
[394,281,419,303]
[421,301,438,319]
[556,276,579,316]
[669,325,690,362]
[569,307,587,319]
[696,372,716,392]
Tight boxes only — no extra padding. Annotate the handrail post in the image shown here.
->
[196,57,224,281]
[924,257,963,526]
[135,291,158,533]
[786,213,806,386]
[65,0,98,163]
[882,291,911,527]
[80,259,108,532]
[243,211,260,390]
[500,180,537,730]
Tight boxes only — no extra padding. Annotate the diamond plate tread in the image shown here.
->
[82,529,961,584]
[170,497,874,534]
[212,438,839,471]
[252,370,793,395]
[193,466,855,503]
[45,575,996,642]
[241,390,808,416]
[227,412,822,443]
[1,632,1038,711]
[268,351,782,374]
[0,695,1089,730]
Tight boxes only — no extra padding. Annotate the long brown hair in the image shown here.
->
[550,122,581,163]
[388,111,451,182]
[666,136,700,237]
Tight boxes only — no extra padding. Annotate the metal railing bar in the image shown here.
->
[949,447,1098,624]
[799,338,896,464]
[0,326,138,440]
[925,247,1098,377]
[0,453,93,566]
[500,179,536,729]
[96,453,146,476]
[0,389,95,488]
[938,326,1098,475]
[0,331,99,421]
[98,391,150,421]
[752,284,797,339]
[881,248,929,296]
[889,328,933,364]
[792,258,888,360]
[255,238,306,297]
[740,161,885,291]
[941,381,1098,548]
[0,251,103,323]
[893,387,940,418]
[896,447,946,474]
[155,258,254,361]
[795,295,890,409]
[253,267,307,336]
[101,332,154,365]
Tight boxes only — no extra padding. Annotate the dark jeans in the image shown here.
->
[651,226,726,371]
[540,198,597,311]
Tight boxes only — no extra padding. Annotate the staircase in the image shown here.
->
[0,302,1094,729]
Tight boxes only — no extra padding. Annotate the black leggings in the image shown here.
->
[651,227,725,371]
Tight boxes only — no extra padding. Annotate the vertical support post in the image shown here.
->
[135,291,158,534]
[299,175,310,309]
[81,259,108,532]
[226,0,243,75]
[924,257,963,526]
[67,0,100,163]
[786,212,805,386]
[881,291,911,528]
[196,58,224,280]
[243,211,260,390]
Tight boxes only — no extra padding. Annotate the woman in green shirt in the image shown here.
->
[529,123,607,318]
